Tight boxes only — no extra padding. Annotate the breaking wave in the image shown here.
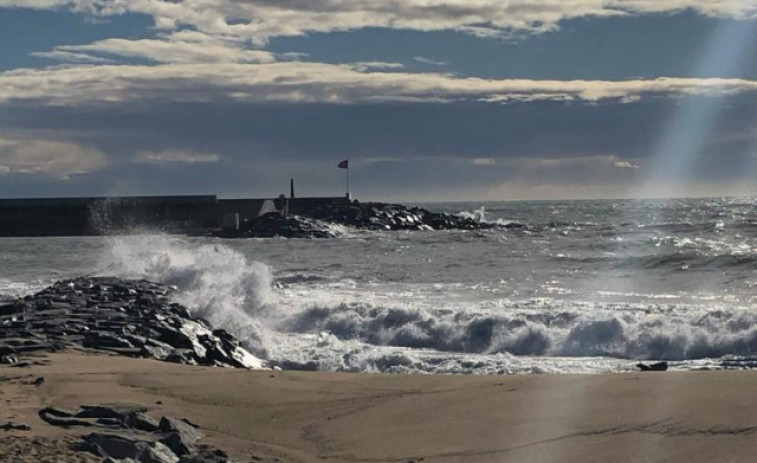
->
[94,235,757,374]
[98,235,277,358]
[283,300,757,361]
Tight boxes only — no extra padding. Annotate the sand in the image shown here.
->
[2,350,757,462]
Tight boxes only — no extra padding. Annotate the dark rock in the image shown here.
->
[0,421,31,431]
[82,432,177,463]
[159,416,203,444]
[161,431,196,457]
[32,376,45,386]
[230,200,507,237]
[124,412,161,432]
[0,277,263,370]
[179,449,234,462]
[40,405,82,417]
[219,212,341,239]
[47,404,238,463]
[636,361,668,371]
[76,404,149,420]
[39,407,93,427]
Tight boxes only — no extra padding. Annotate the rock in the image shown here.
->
[39,407,94,427]
[178,449,234,462]
[636,361,668,371]
[124,412,161,432]
[0,277,265,370]
[219,212,341,239]
[45,404,237,463]
[32,376,45,386]
[292,200,500,233]
[77,404,149,420]
[159,417,203,444]
[0,421,31,431]
[161,431,196,457]
[83,432,179,463]
[157,416,203,457]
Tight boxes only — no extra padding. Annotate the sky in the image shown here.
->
[1,1,757,201]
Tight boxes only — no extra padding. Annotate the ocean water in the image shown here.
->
[0,198,755,374]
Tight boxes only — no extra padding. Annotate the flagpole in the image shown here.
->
[346,165,350,199]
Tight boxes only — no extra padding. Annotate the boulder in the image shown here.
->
[0,421,31,431]
[0,277,265,370]
[636,361,668,371]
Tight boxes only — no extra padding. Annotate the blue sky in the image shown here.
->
[1,1,757,200]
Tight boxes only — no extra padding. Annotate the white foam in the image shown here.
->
[94,235,757,375]
[98,235,278,358]
[0,278,50,298]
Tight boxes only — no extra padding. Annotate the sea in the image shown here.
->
[0,197,755,374]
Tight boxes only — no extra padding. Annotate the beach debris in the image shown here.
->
[636,361,669,372]
[31,376,45,386]
[41,404,240,462]
[0,277,265,370]
[0,421,31,431]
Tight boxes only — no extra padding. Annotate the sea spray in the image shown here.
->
[98,235,278,357]
[92,230,757,373]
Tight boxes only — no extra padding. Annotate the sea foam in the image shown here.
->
[94,235,756,374]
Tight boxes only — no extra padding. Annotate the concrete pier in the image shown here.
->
[0,195,348,237]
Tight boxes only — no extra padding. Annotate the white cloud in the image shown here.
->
[31,50,115,64]
[414,56,448,66]
[38,33,276,64]
[0,137,108,179]
[471,157,496,166]
[351,62,405,72]
[613,160,640,169]
[135,149,221,164]
[2,61,757,107]
[2,0,757,43]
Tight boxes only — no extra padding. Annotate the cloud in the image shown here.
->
[37,32,276,65]
[351,62,405,72]
[414,56,448,66]
[613,160,640,169]
[3,61,757,107]
[471,157,496,166]
[135,149,221,164]
[0,137,107,179]
[31,50,116,64]
[2,0,757,43]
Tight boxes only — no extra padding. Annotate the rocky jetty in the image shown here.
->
[40,404,243,462]
[217,212,341,239]
[298,200,496,231]
[0,277,263,370]
[219,200,514,238]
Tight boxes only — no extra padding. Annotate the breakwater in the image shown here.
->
[0,194,504,238]
[0,277,264,369]
[0,195,345,237]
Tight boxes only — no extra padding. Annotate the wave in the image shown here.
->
[94,236,757,374]
[556,252,756,271]
[281,301,757,361]
[98,235,277,358]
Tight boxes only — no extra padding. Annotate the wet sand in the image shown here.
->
[2,350,757,462]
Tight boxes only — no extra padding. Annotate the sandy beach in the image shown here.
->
[1,350,756,462]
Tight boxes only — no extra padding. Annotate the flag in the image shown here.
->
[337,160,349,169]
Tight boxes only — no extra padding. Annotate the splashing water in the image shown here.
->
[457,206,487,222]
[99,235,277,357]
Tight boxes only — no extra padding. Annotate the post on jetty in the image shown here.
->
[338,159,350,199]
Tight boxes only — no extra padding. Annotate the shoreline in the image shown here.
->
[4,350,757,462]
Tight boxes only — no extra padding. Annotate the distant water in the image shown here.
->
[0,197,755,374]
